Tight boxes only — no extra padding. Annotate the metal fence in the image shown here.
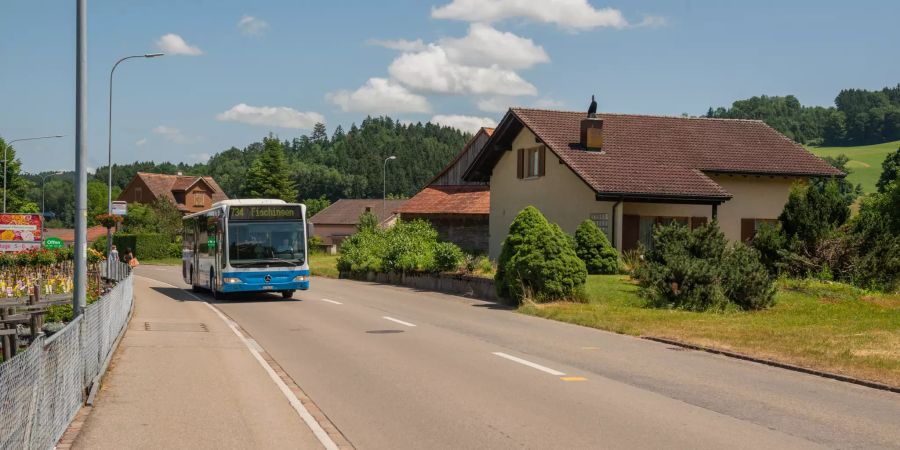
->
[0,261,133,449]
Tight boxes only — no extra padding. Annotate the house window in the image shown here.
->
[174,192,186,204]
[590,213,610,237]
[135,187,143,202]
[742,218,778,241]
[527,147,542,177]
[193,192,205,207]
[517,146,545,179]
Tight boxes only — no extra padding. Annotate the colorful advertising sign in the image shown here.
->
[0,214,43,252]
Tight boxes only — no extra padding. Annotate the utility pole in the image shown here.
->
[73,0,87,318]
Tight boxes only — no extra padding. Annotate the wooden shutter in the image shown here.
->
[690,216,708,230]
[538,146,546,177]
[740,218,755,242]
[622,215,640,251]
[516,148,524,179]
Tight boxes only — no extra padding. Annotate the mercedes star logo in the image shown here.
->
[264,274,272,283]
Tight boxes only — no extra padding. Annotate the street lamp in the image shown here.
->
[3,135,64,213]
[106,53,164,261]
[383,155,396,219]
[40,171,65,242]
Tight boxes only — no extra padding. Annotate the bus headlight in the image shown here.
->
[293,275,309,282]
[223,277,243,284]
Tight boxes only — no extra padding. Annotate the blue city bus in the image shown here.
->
[182,199,310,298]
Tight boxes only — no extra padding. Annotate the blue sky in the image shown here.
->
[2,0,898,173]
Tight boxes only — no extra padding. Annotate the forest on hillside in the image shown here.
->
[707,84,900,145]
[20,117,471,228]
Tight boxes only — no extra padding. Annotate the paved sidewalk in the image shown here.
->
[73,275,323,449]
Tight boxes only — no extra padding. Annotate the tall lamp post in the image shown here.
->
[3,135,64,213]
[40,171,65,243]
[383,155,396,219]
[106,53,164,263]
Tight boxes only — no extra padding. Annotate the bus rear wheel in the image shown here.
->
[281,290,295,299]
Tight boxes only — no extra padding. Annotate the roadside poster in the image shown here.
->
[0,214,43,252]
[111,200,128,216]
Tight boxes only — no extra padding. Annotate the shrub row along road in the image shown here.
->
[137,266,900,449]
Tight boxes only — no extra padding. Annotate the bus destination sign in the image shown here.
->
[229,205,302,221]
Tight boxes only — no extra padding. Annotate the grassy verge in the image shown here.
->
[140,257,182,266]
[309,253,340,278]
[519,275,900,387]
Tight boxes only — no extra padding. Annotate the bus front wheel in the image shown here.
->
[281,290,295,299]
[210,269,221,300]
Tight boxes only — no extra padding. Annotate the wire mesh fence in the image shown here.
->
[0,261,133,449]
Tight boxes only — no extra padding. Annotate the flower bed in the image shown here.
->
[0,247,104,299]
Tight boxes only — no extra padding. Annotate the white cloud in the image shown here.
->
[533,97,567,109]
[440,23,548,70]
[476,97,513,113]
[238,15,269,36]
[327,78,431,114]
[430,114,497,133]
[367,38,427,52]
[153,125,199,144]
[432,0,628,30]
[216,103,324,129]
[388,45,537,96]
[135,138,147,146]
[156,33,203,56]
[637,15,667,28]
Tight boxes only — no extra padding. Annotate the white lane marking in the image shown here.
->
[382,316,417,327]
[320,298,343,305]
[138,276,339,450]
[492,352,566,376]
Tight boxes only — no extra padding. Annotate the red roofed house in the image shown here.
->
[310,199,408,249]
[463,105,843,259]
[397,127,493,253]
[117,172,228,214]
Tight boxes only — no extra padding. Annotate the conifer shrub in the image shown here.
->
[574,219,619,274]
[496,207,587,303]
[634,221,775,311]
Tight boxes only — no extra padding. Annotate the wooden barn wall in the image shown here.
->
[432,132,491,187]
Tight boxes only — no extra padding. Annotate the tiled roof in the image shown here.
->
[466,108,843,200]
[396,185,490,215]
[45,225,108,243]
[127,172,228,203]
[310,199,408,225]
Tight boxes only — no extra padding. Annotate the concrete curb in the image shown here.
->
[643,336,900,394]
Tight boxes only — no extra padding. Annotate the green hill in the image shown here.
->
[808,140,899,193]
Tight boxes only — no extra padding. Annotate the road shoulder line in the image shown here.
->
[144,276,353,449]
[492,352,566,376]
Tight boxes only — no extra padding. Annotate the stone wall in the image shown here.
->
[401,213,489,254]
[341,271,504,304]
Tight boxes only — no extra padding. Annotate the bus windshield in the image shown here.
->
[228,220,305,267]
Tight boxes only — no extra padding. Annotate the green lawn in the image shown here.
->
[309,252,340,278]
[808,140,898,193]
[140,257,182,266]
[520,275,900,387]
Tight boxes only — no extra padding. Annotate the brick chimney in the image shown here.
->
[580,95,603,151]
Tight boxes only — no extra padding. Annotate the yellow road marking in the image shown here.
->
[560,376,587,382]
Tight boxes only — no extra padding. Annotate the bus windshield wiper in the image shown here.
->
[264,258,298,267]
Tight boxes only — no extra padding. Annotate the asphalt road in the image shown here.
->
[138,265,900,450]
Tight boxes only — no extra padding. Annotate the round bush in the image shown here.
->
[431,242,464,273]
[496,207,587,303]
[575,219,619,274]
